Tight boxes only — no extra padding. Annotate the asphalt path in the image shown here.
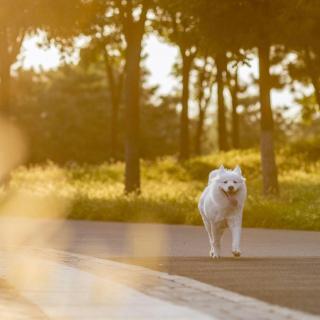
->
[1,218,320,316]
[112,256,320,315]
[22,219,320,258]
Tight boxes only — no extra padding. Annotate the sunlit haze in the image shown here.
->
[17,33,295,111]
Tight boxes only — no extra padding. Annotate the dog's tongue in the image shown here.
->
[227,193,238,207]
[229,198,238,207]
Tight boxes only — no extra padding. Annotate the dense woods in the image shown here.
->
[1,0,320,196]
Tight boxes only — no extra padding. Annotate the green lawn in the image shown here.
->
[4,148,320,231]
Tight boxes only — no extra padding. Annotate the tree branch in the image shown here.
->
[138,0,151,32]
[117,0,132,37]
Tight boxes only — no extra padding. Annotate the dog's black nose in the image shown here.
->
[228,185,234,191]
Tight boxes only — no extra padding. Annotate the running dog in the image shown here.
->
[198,165,247,258]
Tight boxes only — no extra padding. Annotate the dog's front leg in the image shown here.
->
[228,215,242,257]
[230,224,242,257]
[210,223,223,258]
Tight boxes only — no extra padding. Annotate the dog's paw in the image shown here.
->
[210,250,221,259]
[232,251,241,258]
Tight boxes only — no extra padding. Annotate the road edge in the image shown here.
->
[29,248,320,320]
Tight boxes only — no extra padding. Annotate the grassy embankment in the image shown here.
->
[6,147,320,230]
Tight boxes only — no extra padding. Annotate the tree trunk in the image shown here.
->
[305,48,320,111]
[110,86,120,160]
[104,53,122,160]
[195,108,205,155]
[258,44,279,195]
[124,33,142,194]
[231,68,240,149]
[195,62,205,156]
[0,61,11,115]
[0,30,11,116]
[216,53,228,151]
[179,53,192,161]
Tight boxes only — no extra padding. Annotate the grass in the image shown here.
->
[4,147,320,231]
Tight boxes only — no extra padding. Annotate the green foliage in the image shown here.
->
[10,63,297,163]
[12,66,110,163]
[11,66,181,163]
[7,148,320,230]
[3,0,320,205]
[288,137,320,161]
[296,94,318,123]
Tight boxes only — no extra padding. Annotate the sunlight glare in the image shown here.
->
[16,34,61,72]
[143,35,179,95]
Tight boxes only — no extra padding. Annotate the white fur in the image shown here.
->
[198,165,247,258]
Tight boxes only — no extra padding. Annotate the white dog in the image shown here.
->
[198,165,247,258]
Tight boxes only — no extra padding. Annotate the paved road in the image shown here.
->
[3,219,317,258]
[3,249,314,320]
[1,218,320,317]
[113,256,320,315]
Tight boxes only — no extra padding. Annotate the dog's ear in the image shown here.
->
[208,169,219,183]
[209,165,226,183]
[218,165,226,173]
[233,166,242,176]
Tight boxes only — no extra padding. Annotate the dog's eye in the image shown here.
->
[233,181,238,184]
[223,181,227,184]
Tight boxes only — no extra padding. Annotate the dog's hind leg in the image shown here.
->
[210,223,224,259]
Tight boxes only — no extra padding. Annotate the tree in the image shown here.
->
[13,65,110,163]
[215,52,229,151]
[81,29,125,160]
[103,40,125,160]
[0,1,31,114]
[193,55,215,155]
[179,44,196,160]
[185,0,299,194]
[11,60,179,162]
[0,0,93,115]
[248,1,303,194]
[287,49,320,114]
[179,1,248,153]
[154,2,199,160]
[258,44,279,194]
[304,49,320,110]
[12,65,180,163]
[226,64,240,149]
[0,28,24,114]
[286,1,320,112]
[118,0,151,193]
[77,0,153,192]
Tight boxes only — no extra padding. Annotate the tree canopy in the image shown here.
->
[2,0,320,196]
